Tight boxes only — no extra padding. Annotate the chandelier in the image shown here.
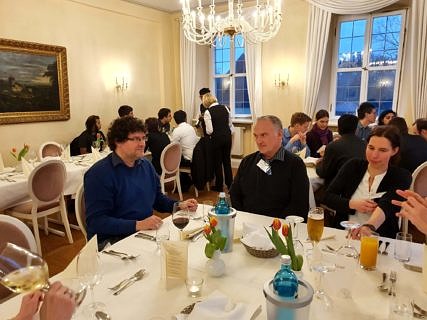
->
[181,0,283,46]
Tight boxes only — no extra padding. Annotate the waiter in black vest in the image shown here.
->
[203,93,234,192]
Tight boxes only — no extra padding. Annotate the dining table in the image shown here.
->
[0,207,425,319]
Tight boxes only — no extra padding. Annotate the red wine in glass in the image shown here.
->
[172,202,190,231]
[173,217,190,230]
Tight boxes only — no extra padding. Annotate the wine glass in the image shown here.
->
[76,250,105,317]
[307,207,324,244]
[155,223,170,252]
[0,243,86,303]
[172,202,190,234]
[202,200,214,223]
[285,215,304,255]
[308,250,336,309]
[27,150,38,166]
[335,221,360,258]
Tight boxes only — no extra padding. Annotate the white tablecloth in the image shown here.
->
[0,209,425,319]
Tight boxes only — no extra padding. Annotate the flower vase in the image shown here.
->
[205,250,225,277]
[15,160,22,172]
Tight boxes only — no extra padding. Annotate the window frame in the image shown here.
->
[329,9,407,119]
[210,35,251,119]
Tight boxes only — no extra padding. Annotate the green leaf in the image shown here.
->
[271,229,287,255]
[205,242,216,258]
[295,254,304,271]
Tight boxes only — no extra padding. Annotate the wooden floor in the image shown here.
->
[41,186,221,276]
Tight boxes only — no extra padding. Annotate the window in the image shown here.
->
[331,10,406,117]
[212,34,251,117]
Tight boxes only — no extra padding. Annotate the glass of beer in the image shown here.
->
[359,232,379,270]
[307,207,324,244]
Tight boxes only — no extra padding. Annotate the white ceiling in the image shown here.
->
[120,0,228,13]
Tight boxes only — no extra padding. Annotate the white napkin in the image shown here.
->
[242,222,260,237]
[294,147,307,159]
[0,153,4,171]
[62,145,71,162]
[185,290,261,320]
[41,156,61,162]
[91,147,102,161]
[241,229,274,250]
[21,158,34,177]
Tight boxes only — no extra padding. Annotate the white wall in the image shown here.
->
[0,0,178,165]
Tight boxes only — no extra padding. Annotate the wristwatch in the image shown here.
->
[361,224,376,232]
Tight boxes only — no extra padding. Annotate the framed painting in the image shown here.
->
[0,38,70,124]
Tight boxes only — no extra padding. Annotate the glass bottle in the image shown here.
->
[273,255,298,299]
[215,192,230,215]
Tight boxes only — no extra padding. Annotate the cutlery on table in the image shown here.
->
[109,269,146,292]
[95,310,111,320]
[412,302,427,316]
[112,269,146,295]
[102,250,138,260]
[135,232,156,241]
[388,271,397,296]
[382,241,391,255]
[377,272,388,292]
[377,240,383,253]
[403,263,422,273]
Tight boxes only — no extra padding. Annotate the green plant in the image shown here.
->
[265,218,303,271]
[204,217,227,258]
[10,144,29,161]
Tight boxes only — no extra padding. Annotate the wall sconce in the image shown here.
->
[274,73,289,88]
[115,76,128,93]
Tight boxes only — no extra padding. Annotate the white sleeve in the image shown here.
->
[204,110,213,135]
[226,106,234,134]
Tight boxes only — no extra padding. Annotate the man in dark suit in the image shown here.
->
[316,114,366,187]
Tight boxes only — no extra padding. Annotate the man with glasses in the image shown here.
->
[84,116,198,250]
[356,102,377,141]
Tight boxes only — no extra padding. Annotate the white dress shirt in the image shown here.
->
[171,122,200,161]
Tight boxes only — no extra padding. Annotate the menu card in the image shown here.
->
[160,240,188,289]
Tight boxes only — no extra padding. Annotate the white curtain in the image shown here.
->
[303,0,400,116]
[180,28,197,119]
[410,0,427,119]
[245,41,263,119]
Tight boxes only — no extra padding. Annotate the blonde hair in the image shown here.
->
[202,93,218,107]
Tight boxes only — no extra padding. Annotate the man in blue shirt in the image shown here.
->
[84,116,198,249]
[282,112,312,157]
[355,102,376,141]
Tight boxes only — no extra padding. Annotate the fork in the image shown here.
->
[102,250,138,260]
[382,241,391,255]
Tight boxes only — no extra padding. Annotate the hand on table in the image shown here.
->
[350,225,373,240]
[179,199,198,212]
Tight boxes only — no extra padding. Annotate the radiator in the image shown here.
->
[231,126,245,156]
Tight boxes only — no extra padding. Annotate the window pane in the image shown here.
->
[387,15,402,33]
[385,32,400,50]
[214,36,231,75]
[215,78,230,106]
[340,21,353,38]
[337,20,366,68]
[353,20,366,37]
[234,76,250,115]
[372,16,387,34]
[335,71,361,115]
[367,70,396,115]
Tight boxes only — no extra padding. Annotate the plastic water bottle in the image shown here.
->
[215,192,230,215]
[273,255,298,299]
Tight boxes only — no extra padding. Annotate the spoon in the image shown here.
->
[95,310,111,320]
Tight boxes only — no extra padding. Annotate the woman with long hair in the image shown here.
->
[306,109,333,157]
[322,126,412,238]
[377,109,396,125]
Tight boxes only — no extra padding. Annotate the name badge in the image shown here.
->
[257,159,271,175]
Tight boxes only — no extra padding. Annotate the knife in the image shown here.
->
[135,232,156,241]
[403,263,422,273]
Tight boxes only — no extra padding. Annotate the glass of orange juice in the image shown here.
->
[359,232,379,270]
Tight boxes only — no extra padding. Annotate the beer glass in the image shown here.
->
[307,207,324,244]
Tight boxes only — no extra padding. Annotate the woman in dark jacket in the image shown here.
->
[306,109,333,158]
[322,126,412,238]
[145,117,170,175]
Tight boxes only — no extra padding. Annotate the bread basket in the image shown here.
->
[240,240,279,259]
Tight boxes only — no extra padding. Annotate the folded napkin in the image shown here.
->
[181,226,204,240]
[0,153,4,171]
[241,230,274,250]
[41,156,61,162]
[303,157,319,167]
[242,222,260,237]
[61,144,71,162]
[91,147,102,161]
[21,158,34,177]
[294,147,307,159]
[182,290,261,320]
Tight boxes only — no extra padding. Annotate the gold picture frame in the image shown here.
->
[0,38,70,124]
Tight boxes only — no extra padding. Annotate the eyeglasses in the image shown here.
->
[126,136,148,142]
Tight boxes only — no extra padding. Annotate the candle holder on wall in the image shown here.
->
[274,73,289,88]
[115,76,128,93]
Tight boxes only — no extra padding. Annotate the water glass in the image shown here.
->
[389,296,412,320]
[185,276,204,298]
[359,232,379,270]
[156,224,170,251]
[394,232,412,262]
[202,200,213,223]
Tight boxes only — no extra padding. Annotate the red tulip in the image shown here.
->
[282,224,289,237]
[12,148,16,153]
[271,218,281,231]
[204,225,211,235]
[209,217,218,228]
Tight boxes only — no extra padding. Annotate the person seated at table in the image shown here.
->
[70,115,106,156]
[13,282,76,320]
[413,117,427,141]
[355,102,376,141]
[158,107,172,134]
[230,115,309,219]
[316,114,366,188]
[306,109,333,158]
[84,116,197,250]
[118,105,134,117]
[144,117,170,175]
[282,112,312,157]
[393,190,427,236]
[389,116,427,173]
[322,126,412,238]
[377,109,396,125]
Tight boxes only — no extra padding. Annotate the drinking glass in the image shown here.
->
[76,250,105,316]
[336,221,360,258]
[359,232,379,270]
[309,252,336,309]
[0,243,86,303]
[307,207,324,244]
[394,232,412,262]
[172,202,190,232]
[27,150,38,165]
[156,223,170,251]
[202,200,214,223]
[285,215,304,254]
[92,140,100,151]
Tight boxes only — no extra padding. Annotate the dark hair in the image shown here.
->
[158,108,171,120]
[145,117,160,134]
[85,115,99,132]
[315,109,329,121]
[107,117,146,151]
[118,105,133,117]
[357,102,376,119]
[173,110,187,124]
[377,109,396,125]
[290,112,312,127]
[414,118,427,132]
[337,114,359,135]
[256,115,283,132]
[199,88,210,96]
[389,117,408,135]
[367,125,401,165]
